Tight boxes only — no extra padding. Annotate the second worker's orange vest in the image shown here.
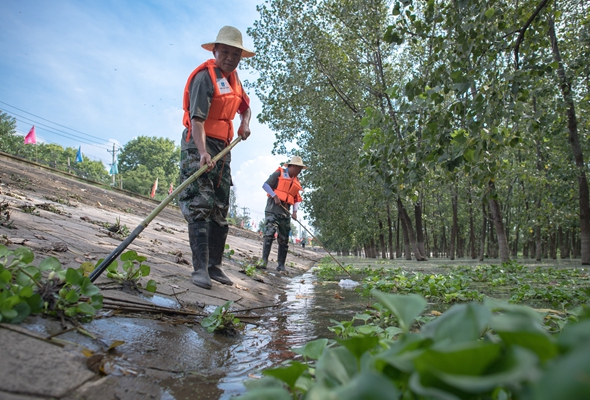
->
[269,167,303,205]
[183,59,245,143]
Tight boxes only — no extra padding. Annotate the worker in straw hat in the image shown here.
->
[179,26,255,290]
[259,156,307,272]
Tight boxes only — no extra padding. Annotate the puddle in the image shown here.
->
[19,270,367,399]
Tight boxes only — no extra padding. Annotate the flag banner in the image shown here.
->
[75,146,83,163]
[168,183,173,194]
[150,178,158,198]
[110,163,119,175]
[24,126,36,144]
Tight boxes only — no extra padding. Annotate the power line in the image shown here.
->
[4,109,112,150]
[14,128,107,164]
[0,100,111,143]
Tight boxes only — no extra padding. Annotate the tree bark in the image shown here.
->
[379,220,387,259]
[469,195,477,259]
[399,207,412,260]
[450,188,458,260]
[488,181,511,263]
[398,197,426,260]
[396,211,402,258]
[479,202,487,261]
[387,203,394,259]
[548,17,590,264]
[414,201,428,260]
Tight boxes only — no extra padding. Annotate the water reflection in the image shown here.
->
[218,271,366,399]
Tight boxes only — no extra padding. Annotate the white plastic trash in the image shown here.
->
[338,279,359,289]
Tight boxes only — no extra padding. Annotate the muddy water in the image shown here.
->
[24,257,583,399]
[21,270,365,399]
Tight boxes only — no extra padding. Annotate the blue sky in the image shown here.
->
[0,0,299,229]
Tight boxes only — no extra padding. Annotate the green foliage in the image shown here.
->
[0,245,103,323]
[104,250,157,292]
[239,293,590,399]
[315,259,590,309]
[200,301,243,334]
[224,243,235,259]
[243,263,258,278]
[117,136,179,198]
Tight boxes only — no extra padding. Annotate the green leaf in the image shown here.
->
[80,278,101,296]
[38,256,61,271]
[532,345,590,400]
[484,8,495,18]
[145,280,157,293]
[262,361,308,390]
[65,268,82,286]
[65,289,80,303]
[421,303,491,344]
[414,341,501,376]
[336,335,380,361]
[293,338,329,360]
[372,292,427,333]
[14,247,34,264]
[140,264,150,276]
[106,260,119,272]
[315,346,358,386]
[0,269,12,284]
[77,302,97,316]
[332,370,401,400]
[120,250,138,262]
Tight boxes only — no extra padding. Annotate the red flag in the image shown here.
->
[24,126,37,144]
[168,183,173,195]
[150,178,158,198]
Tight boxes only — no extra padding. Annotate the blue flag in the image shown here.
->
[75,146,83,163]
[110,163,118,175]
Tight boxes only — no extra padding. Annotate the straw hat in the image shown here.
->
[287,156,307,169]
[201,26,255,58]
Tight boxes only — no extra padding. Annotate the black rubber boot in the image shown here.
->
[276,244,288,272]
[188,221,212,289]
[208,223,233,286]
[259,237,274,269]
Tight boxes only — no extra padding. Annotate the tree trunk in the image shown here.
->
[549,231,557,259]
[398,197,426,261]
[479,202,488,261]
[387,203,394,259]
[469,195,477,259]
[512,224,520,258]
[450,188,458,260]
[399,208,412,260]
[535,224,542,262]
[488,181,510,262]
[414,201,428,260]
[379,220,387,259]
[396,211,402,258]
[548,17,590,264]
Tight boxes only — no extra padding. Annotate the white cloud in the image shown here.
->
[0,0,308,233]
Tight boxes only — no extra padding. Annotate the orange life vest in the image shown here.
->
[269,167,303,205]
[183,59,245,143]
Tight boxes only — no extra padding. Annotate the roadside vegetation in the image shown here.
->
[238,258,590,399]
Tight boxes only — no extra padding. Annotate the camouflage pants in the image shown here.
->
[263,212,291,246]
[179,140,231,226]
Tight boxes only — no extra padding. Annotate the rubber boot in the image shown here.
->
[259,237,273,269]
[188,221,212,289]
[276,244,288,272]
[208,223,233,285]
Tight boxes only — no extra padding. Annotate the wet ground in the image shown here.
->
[2,153,587,399]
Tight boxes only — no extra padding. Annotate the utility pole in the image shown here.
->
[107,143,118,186]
